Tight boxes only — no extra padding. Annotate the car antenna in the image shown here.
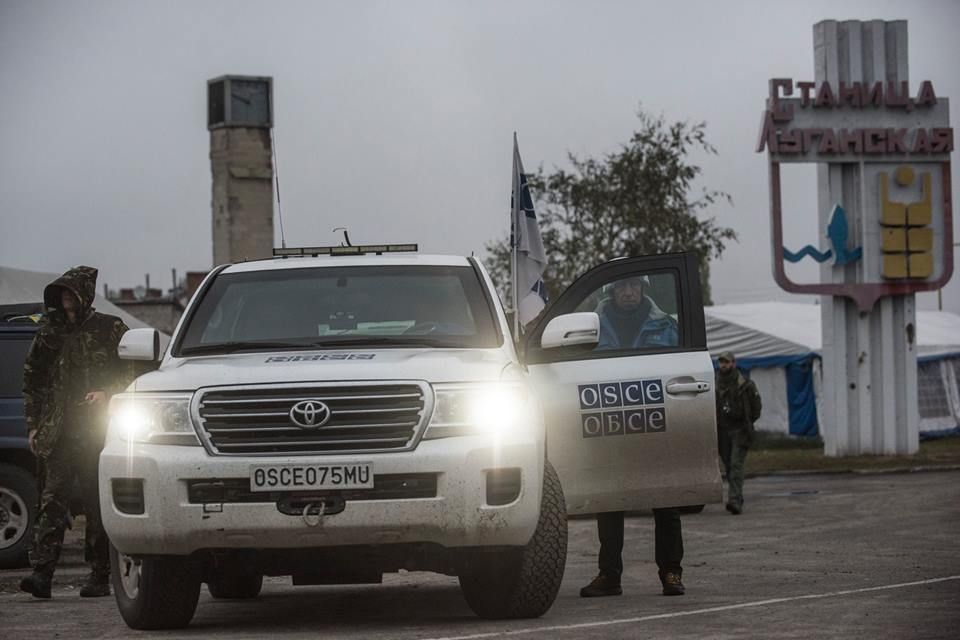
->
[271,128,287,249]
[333,227,353,247]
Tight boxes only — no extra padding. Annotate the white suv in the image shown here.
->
[101,247,720,629]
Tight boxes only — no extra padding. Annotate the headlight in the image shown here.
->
[108,393,198,445]
[424,383,530,439]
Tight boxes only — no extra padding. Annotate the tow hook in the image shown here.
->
[300,502,324,526]
[276,495,346,525]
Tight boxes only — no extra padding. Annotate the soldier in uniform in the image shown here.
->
[19,266,133,599]
[715,351,762,515]
[580,275,687,598]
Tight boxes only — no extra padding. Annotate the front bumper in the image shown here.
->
[99,435,543,556]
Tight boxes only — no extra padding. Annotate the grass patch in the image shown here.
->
[746,434,960,475]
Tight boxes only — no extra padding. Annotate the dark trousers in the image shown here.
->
[718,428,749,505]
[596,508,683,578]
[30,438,109,578]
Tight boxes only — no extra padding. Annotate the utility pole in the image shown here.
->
[938,242,960,310]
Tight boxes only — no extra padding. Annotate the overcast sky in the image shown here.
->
[2,0,958,313]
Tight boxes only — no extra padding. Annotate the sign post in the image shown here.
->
[758,20,954,455]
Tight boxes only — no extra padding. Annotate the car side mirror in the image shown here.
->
[540,312,600,349]
[118,328,160,361]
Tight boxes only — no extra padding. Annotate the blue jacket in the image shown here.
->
[596,297,679,350]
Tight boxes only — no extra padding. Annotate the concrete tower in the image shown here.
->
[207,75,275,266]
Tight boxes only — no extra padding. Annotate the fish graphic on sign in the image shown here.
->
[783,204,862,266]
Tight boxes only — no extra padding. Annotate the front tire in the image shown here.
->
[111,544,201,630]
[0,464,37,569]
[458,461,568,619]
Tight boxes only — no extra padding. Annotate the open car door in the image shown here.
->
[524,252,722,515]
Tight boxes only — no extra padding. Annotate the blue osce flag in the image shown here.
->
[512,134,549,328]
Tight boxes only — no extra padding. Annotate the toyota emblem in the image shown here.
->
[289,400,332,429]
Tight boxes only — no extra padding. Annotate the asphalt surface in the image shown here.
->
[1,470,958,639]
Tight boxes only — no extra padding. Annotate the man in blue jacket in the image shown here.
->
[581,275,686,598]
[595,275,679,350]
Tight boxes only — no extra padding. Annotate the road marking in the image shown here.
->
[430,575,960,640]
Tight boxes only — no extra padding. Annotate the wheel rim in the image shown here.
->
[0,487,29,551]
[118,551,142,599]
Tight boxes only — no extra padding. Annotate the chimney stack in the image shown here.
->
[208,75,275,266]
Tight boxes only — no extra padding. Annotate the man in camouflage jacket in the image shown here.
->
[19,266,133,599]
[715,351,762,515]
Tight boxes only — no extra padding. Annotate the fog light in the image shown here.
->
[486,468,521,506]
[112,478,145,515]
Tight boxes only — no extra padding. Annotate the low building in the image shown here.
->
[110,271,208,336]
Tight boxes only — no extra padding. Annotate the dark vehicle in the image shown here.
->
[0,315,39,568]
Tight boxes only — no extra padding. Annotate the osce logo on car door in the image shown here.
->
[577,380,666,438]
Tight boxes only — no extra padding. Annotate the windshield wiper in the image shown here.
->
[178,341,312,356]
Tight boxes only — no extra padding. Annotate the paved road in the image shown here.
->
[2,470,958,639]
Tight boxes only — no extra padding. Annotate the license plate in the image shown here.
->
[250,463,373,492]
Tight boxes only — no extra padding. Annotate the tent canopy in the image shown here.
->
[704,302,960,438]
[705,302,960,361]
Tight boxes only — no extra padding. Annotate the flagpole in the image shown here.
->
[511,133,520,342]
[511,223,518,341]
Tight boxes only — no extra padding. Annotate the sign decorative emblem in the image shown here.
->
[880,165,934,279]
[289,400,332,429]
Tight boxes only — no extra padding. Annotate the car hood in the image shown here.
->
[130,348,515,392]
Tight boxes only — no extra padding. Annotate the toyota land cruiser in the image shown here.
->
[100,246,721,629]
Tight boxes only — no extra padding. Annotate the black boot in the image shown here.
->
[659,569,685,596]
[19,571,52,599]
[579,573,622,597]
[79,570,111,598]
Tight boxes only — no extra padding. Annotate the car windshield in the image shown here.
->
[175,264,501,355]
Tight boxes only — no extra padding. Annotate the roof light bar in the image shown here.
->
[273,243,419,258]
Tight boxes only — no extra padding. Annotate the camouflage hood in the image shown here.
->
[43,265,98,324]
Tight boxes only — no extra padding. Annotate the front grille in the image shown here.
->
[195,383,428,455]
[187,473,438,503]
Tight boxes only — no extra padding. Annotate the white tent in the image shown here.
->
[705,302,960,437]
[0,265,170,341]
